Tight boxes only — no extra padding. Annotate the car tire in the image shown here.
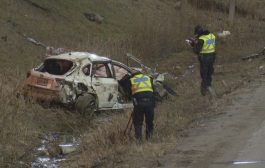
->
[75,94,97,116]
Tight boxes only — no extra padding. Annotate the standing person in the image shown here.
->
[129,69,155,142]
[190,25,216,96]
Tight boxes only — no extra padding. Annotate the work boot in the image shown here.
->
[146,131,153,141]
[135,138,142,145]
[200,85,207,96]
[207,86,216,98]
[134,126,142,142]
[207,86,217,107]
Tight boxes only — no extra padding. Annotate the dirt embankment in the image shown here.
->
[157,77,265,168]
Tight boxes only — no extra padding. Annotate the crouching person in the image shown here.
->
[129,69,155,142]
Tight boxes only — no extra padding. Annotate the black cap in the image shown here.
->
[194,25,204,35]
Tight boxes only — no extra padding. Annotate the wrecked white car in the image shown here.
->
[23,52,172,113]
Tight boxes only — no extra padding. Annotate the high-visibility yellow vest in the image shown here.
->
[199,33,216,54]
[130,74,153,95]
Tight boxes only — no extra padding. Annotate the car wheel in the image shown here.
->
[75,94,97,116]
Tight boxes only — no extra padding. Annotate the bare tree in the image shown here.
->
[228,0,236,24]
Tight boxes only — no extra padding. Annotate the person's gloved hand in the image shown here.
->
[189,38,195,47]
[185,38,195,47]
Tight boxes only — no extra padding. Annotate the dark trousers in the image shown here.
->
[199,54,216,90]
[133,103,154,141]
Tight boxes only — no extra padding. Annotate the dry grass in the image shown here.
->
[61,2,265,167]
[0,0,265,167]
[0,76,40,167]
[64,61,264,168]
[0,73,92,167]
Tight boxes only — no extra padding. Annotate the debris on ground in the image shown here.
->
[45,47,70,56]
[241,47,265,60]
[182,64,196,77]
[1,36,7,42]
[22,0,50,12]
[174,0,182,10]
[25,36,47,48]
[188,64,195,69]
[216,30,231,38]
[22,34,69,56]
[84,12,104,24]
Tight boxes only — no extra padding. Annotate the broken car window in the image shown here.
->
[83,64,91,76]
[113,65,130,81]
[92,63,112,78]
[43,59,74,75]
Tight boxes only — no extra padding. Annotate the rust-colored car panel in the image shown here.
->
[23,85,60,102]
[23,70,65,102]
[25,71,64,90]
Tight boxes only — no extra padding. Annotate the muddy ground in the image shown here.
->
[158,77,265,168]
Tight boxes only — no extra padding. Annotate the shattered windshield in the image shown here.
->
[38,59,74,75]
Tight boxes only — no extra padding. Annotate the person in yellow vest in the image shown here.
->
[129,69,155,142]
[191,25,216,96]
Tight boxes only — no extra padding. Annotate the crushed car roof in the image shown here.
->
[46,52,111,62]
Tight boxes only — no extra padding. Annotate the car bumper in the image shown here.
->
[23,85,61,102]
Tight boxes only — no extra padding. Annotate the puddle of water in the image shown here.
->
[31,156,65,168]
[31,133,80,168]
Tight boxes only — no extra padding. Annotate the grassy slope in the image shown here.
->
[0,0,179,166]
[0,0,176,62]
[0,0,265,167]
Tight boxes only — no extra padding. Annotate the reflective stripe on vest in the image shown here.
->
[130,74,153,95]
[199,33,216,54]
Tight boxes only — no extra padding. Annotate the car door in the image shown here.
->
[91,62,119,108]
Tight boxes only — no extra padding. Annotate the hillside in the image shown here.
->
[0,0,179,69]
[0,0,265,167]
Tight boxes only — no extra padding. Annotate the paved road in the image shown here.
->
[160,78,265,168]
